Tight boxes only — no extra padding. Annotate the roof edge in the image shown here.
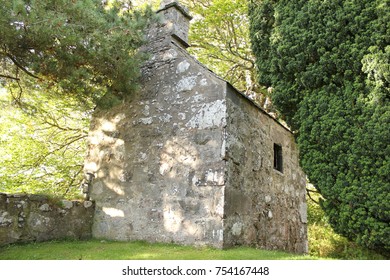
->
[225,82,293,134]
[170,40,293,134]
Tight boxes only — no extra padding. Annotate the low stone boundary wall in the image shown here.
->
[0,193,94,246]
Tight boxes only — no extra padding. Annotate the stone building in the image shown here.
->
[84,1,308,253]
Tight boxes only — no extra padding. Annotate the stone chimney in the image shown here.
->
[157,0,192,48]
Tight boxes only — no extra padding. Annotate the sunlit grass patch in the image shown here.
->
[0,240,319,260]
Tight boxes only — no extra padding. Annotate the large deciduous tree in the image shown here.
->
[249,0,389,254]
[0,87,91,198]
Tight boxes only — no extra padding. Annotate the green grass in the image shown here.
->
[0,240,320,260]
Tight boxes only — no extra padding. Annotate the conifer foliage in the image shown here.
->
[249,0,389,254]
[0,0,153,103]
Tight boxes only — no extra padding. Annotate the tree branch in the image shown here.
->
[306,187,320,205]
[5,53,40,80]
[63,164,84,196]
[32,134,87,168]
[0,73,20,81]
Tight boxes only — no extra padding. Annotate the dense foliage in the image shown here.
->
[0,0,153,103]
[249,0,389,254]
[0,0,154,197]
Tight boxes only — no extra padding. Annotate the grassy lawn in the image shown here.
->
[0,239,321,260]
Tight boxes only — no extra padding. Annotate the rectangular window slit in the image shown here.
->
[273,143,283,173]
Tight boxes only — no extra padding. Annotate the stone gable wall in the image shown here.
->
[84,16,228,247]
[0,193,94,246]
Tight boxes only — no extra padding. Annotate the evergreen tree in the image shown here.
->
[0,0,154,104]
[249,0,389,254]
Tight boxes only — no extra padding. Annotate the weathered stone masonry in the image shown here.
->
[224,86,307,252]
[84,1,308,253]
[0,193,94,246]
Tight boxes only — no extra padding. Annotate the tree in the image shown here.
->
[249,0,389,254]
[0,0,154,104]
[0,0,154,197]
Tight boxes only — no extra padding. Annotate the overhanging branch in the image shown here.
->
[0,73,20,81]
[306,187,320,205]
[5,53,40,80]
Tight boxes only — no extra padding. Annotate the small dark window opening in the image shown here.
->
[273,143,283,173]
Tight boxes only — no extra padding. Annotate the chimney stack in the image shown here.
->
[157,0,192,48]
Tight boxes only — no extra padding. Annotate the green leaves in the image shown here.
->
[0,0,154,102]
[250,0,390,255]
[361,46,390,104]
[182,0,269,105]
[0,87,92,198]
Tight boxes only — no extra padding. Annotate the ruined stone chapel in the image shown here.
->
[84,1,308,253]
